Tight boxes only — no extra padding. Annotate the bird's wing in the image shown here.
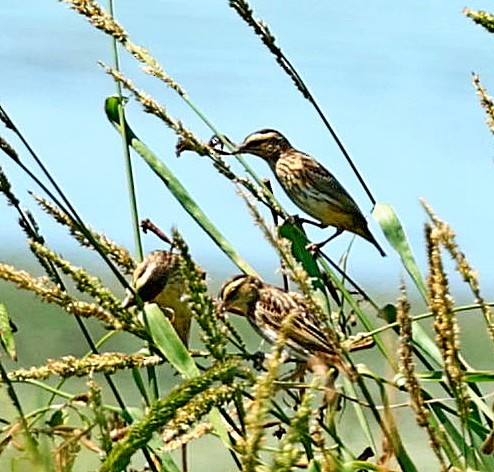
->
[255,289,335,355]
[302,155,363,217]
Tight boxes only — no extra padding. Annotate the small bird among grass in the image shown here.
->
[218,274,368,379]
[234,129,386,256]
[122,251,197,346]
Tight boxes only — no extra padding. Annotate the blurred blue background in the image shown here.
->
[2,1,494,292]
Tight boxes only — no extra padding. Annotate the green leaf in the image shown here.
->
[278,221,325,291]
[105,96,256,276]
[0,303,16,360]
[373,203,427,301]
[145,304,231,447]
[46,410,65,428]
[426,393,474,468]
[377,382,418,472]
[379,303,397,324]
[407,370,494,384]
[373,203,443,368]
[146,304,200,378]
[343,377,376,455]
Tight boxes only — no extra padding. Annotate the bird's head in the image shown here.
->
[234,129,292,162]
[218,274,262,317]
[122,250,179,308]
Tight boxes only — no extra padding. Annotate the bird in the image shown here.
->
[122,250,199,346]
[218,274,365,379]
[233,129,386,256]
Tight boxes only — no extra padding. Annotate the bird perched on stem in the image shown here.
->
[122,250,197,346]
[218,274,371,380]
[233,129,386,256]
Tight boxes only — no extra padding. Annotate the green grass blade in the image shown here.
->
[146,304,200,378]
[145,304,231,447]
[0,303,16,360]
[278,221,325,292]
[317,258,395,368]
[343,377,376,453]
[427,399,472,468]
[377,381,419,472]
[373,203,443,367]
[104,96,256,276]
[373,203,427,301]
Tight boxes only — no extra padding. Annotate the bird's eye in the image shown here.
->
[220,276,248,302]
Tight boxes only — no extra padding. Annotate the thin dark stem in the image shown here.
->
[229,0,378,206]
[107,1,144,263]
[181,444,188,472]
[0,104,164,470]
[317,250,379,311]
[262,178,290,291]
[0,105,134,293]
[0,131,141,425]
[0,361,41,465]
[142,448,160,472]
[141,218,174,246]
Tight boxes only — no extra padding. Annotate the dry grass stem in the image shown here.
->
[101,65,254,186]
[158,384,234,451]
[160,422,213,452]
[397,285,446,469]
[0,263,146,336]
[64,5,284,217]
[239,189,321,314]
[0,165,21,208]
[63,0,188,93]
[8,353,163,381]
[229,0,310,100]
[270,377,317,472]
[472,73,494,136]
[32,194,135,274]
[171,230,232,360]
[29,241,120,307]
[240,321,288,472]
[0,135,20,163]
[464,8,494,33]
[61,0,127,42]
[425,224,471,432]
[422,199,494,346]
[62,0,187,96]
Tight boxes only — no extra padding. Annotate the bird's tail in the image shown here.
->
[359,226,387,257]
[372,238,387,257]
[308,352,358,382]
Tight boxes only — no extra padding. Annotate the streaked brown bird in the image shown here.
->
[234,129,386,256]
[218,274,371,378]
[122,250,196,346]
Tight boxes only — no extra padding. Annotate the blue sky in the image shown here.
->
[2,1,494,293]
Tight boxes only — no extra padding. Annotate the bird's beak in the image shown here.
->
[232,143,245,155]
